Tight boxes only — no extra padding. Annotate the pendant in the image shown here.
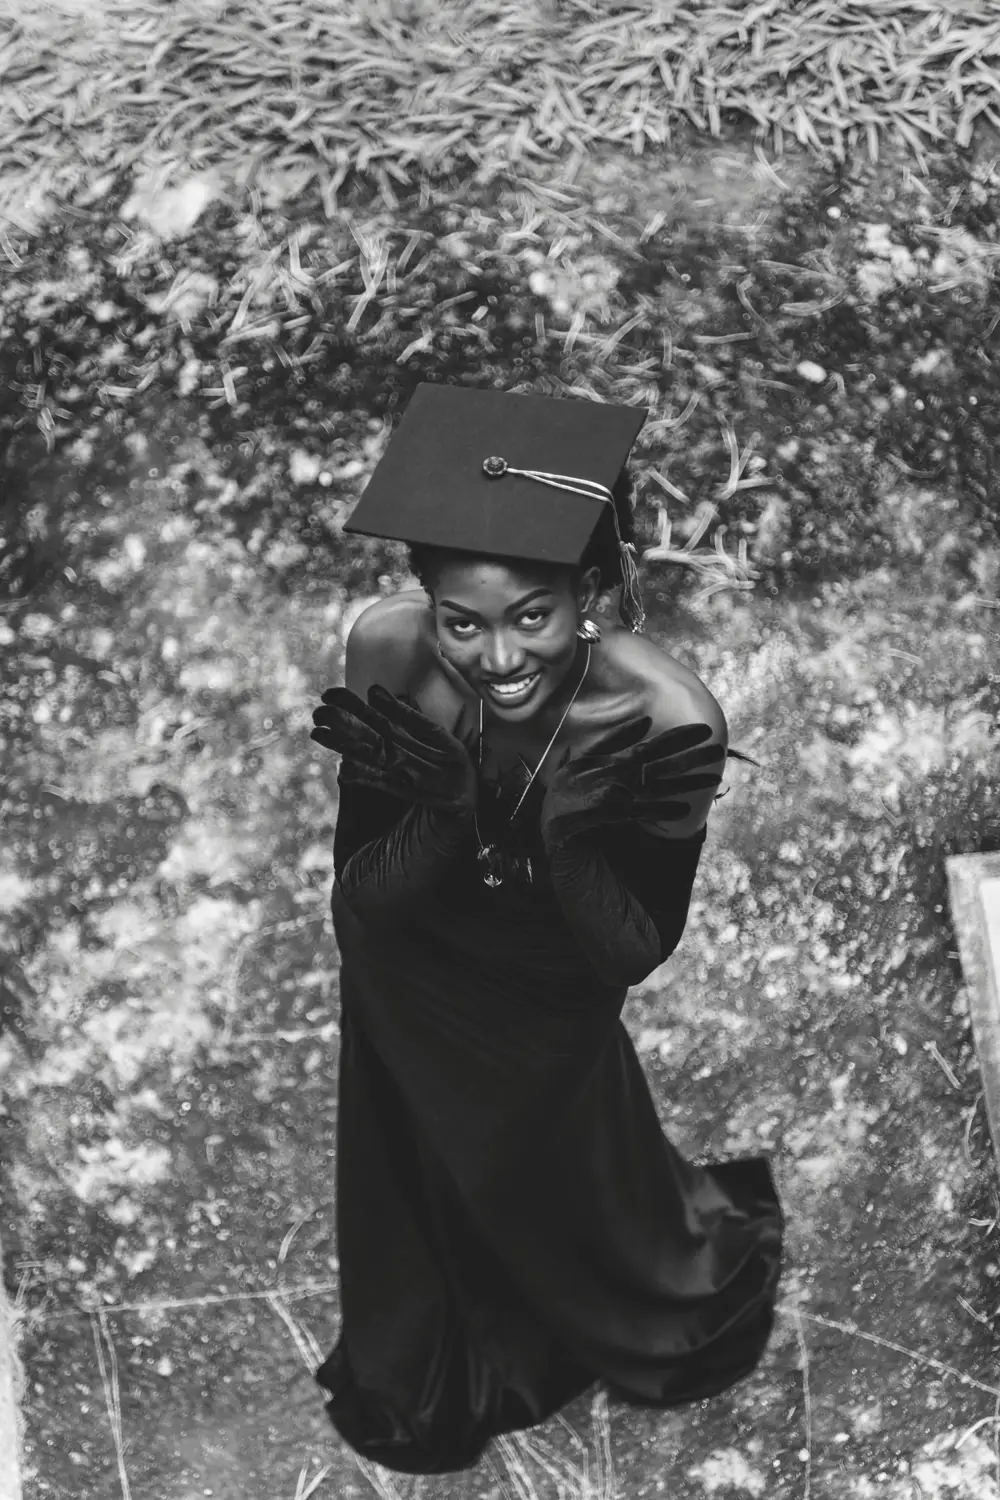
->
[478,844,504,888]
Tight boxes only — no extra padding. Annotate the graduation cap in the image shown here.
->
[342,383,649,630]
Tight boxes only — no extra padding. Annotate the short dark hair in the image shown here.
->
[408,465,636,619]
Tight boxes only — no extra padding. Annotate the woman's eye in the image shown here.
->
[445,610,549,637]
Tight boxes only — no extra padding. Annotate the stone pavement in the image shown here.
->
[948,853,1000,1179]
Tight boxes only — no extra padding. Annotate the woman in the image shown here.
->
[310,383,783,1475]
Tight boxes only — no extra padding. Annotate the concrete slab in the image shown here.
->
[946,852,1000,1171]
[0,1234,24,1500]
[20,1271,1000,1500]
[19,1287,804,1499]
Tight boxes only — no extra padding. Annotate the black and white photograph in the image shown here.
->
[1,2,999,1497]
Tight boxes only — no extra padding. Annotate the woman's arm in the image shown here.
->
[547,824,707,987]
[543,672,723,985]
[334,780,471,921]
[330,603,473,922]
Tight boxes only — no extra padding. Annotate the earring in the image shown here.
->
[576,618,602,643]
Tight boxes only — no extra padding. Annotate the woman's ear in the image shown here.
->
[577,564,603,613]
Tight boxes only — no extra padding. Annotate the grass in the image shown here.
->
[1,151,998,617]
[1,5,999,611]
[4,0,1000,226]
[2,5,999,615]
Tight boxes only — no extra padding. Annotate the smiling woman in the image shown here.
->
[407,464,637,724]
[308,383,782,1474]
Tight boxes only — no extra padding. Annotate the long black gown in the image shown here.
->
[316,758,782,1474]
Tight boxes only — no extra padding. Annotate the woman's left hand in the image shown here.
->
[540,717,725,850]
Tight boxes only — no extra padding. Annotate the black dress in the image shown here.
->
[316,759,782,1474]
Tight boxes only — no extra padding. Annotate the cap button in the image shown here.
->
[482,456,507,477]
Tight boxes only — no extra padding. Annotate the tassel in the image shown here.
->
[617,540,645,633]
[482,458,646,632]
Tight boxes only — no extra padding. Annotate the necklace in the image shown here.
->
[474,642,592,888]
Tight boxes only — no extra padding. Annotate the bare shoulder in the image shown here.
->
[343,589,432,697]
[611,632,727,840]
[612,632,727,743]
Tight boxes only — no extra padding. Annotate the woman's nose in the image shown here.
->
[482,632,525,677]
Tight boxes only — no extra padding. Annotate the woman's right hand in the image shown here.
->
[311,685,478,815]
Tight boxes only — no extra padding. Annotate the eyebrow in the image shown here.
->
[439,587,553,619]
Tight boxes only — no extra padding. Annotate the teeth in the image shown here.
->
[488,673,538,697]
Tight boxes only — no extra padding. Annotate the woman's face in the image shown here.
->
[430,556,600,723]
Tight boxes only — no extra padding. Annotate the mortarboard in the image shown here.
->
[342,383,649,629]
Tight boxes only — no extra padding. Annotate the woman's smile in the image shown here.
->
[481,670,543,709]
